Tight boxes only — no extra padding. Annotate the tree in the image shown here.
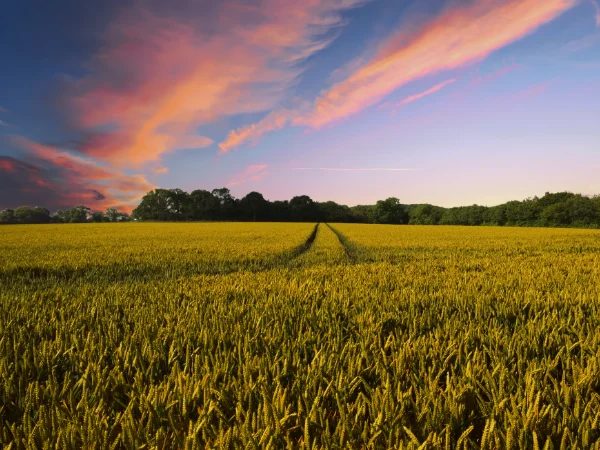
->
[483,205,506,226]
[90,212,105,222]
[504,200,538,226]
[317,201,352,223]
[10,206,51,224]
[537,192,575,209]
[565,195,598,227]
[0,209,15,224]
[188,189,219,220]
[268,200,290,221]
[409,204,444,225]
[348,205,372,223]
[132,189,173,221]
[240,191,268,221]
[212,188,237,220]
[541,202,571,227]
[167,188,189,220]
[369,197,408,224]
[289,195,319,222]
[55,205,90,223]
[105,208,119,222]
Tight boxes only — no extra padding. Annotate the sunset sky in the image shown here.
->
[1,0,599,212]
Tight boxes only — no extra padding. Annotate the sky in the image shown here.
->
[1,0,599,212]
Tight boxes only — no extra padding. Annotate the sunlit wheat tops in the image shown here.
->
[1,223,600,449]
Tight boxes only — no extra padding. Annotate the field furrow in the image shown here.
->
[291,223,347,267]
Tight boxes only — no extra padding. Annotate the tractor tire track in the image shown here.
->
[325,223,360,263]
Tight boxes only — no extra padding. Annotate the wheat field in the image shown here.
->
[1,223,600,449]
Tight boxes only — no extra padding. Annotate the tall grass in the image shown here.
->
[1,223,600,448]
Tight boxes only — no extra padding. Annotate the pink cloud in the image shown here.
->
[219,0,574,150]
[511,81,553,101]
[591,0,600,26]
[219,108,299,154]
[227,164,269,187]
[70,0,366,167]
[299,0,575,128]
[151,166,169,175]
[0,158,17,172]
[11,136,155,212]
[470,63,521,87]
[389,78,456,114]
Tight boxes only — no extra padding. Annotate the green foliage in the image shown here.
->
[90,211,105,222]
[0,206,50,224]
[409,204,445,225]
[289,195,320,222]
[415,192,600,229]
[54,205,91,223]
[369,197,409,224]
[4,190,600,229]
[2,223,600,448]
[240,191,269,221]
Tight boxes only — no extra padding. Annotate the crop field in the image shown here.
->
[1,223,600,449]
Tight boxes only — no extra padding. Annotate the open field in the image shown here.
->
[1,223,600,449]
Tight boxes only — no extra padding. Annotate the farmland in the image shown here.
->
[1,223,600,449]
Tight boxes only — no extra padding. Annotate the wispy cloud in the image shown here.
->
[219,0,575,151]
[300,0,575,128]
[11,136,155,211]
[227,164,269,187]
[69,0,367,167]
[151,166,169,175]
[219,108,300,155]
[470,63,521,87]
[593,0,600,26]
[0,158,17,173]
[389,78,456,114]
[293,167,421,171]
[511,81,553,101]
[0,107,8,127]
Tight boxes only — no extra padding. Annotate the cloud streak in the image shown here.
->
[511,81,553,101]
[0,107,8,127]
[0,158,18,173]
[10,136,155,212]
[593,0,600,26]
[390,78,456,114]
[300,0,575,128]
[470,63,521,87]
[227,164,269,187]
[70,0,367,167]
[219,108,300,154]
[0,155,104,211]
[219,0,575,151]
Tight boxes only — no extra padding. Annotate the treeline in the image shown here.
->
[130,188,407,224]
[130,188,600,228]
[0,206,130,224]
[2,189,600,228]
[408,191,600,228]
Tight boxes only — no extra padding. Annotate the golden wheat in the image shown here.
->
[1,223,600,449]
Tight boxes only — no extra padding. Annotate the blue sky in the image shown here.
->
[1,0,599,211]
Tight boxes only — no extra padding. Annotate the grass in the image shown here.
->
[1,223,600,449]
